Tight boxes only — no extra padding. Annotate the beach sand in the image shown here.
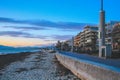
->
[0,51,80,80]
[0,52,34,70]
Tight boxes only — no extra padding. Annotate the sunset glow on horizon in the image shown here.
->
[0,36,54,47]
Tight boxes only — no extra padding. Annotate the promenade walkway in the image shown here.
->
[58,51,120,72]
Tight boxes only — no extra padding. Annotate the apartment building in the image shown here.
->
[82,25,98,51]
[112,23,120,51]
[74,32,81,47]
[105,21,120,51]
[65,39,73,47]
[73,25,98,52]
[105,21,120,45]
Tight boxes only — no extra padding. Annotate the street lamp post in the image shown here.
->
[71,37,74,52]
[99,0,112,58]
[99,0,106,57]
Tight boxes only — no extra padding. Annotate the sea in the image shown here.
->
[0,47,40,55]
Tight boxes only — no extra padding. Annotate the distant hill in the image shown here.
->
[0,45,40,54]
[0,45,15,49]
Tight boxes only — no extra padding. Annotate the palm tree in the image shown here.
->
[56,41,62,50]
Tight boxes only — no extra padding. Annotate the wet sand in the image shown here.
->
[0,52,34,70]
[0,51,80,80]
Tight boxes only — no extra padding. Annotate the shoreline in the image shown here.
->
[0,51,40,70]
[0,50,81,80]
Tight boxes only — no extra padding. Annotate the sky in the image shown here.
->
[0,0,120,47]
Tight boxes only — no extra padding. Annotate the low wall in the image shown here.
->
[55,53,120,80]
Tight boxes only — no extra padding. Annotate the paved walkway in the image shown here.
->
[59,51,120,72]
[0,51,80,80]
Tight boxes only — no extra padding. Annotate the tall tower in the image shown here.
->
[99,0,106,57]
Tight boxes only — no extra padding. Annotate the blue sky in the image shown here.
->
[0,0,119,47]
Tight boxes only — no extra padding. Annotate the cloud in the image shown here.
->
[52,35,74,40]
[0,17,96,41]
[0,17,26,24]
[0,31,73,41]
[0,31,48,39]
[0,31,30,37]
[44,40,57,41]
[3,26,47,30]
[30,21,87,30]
[23,35,48,39]
[0,17,16,23]
[0,17,96,30]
